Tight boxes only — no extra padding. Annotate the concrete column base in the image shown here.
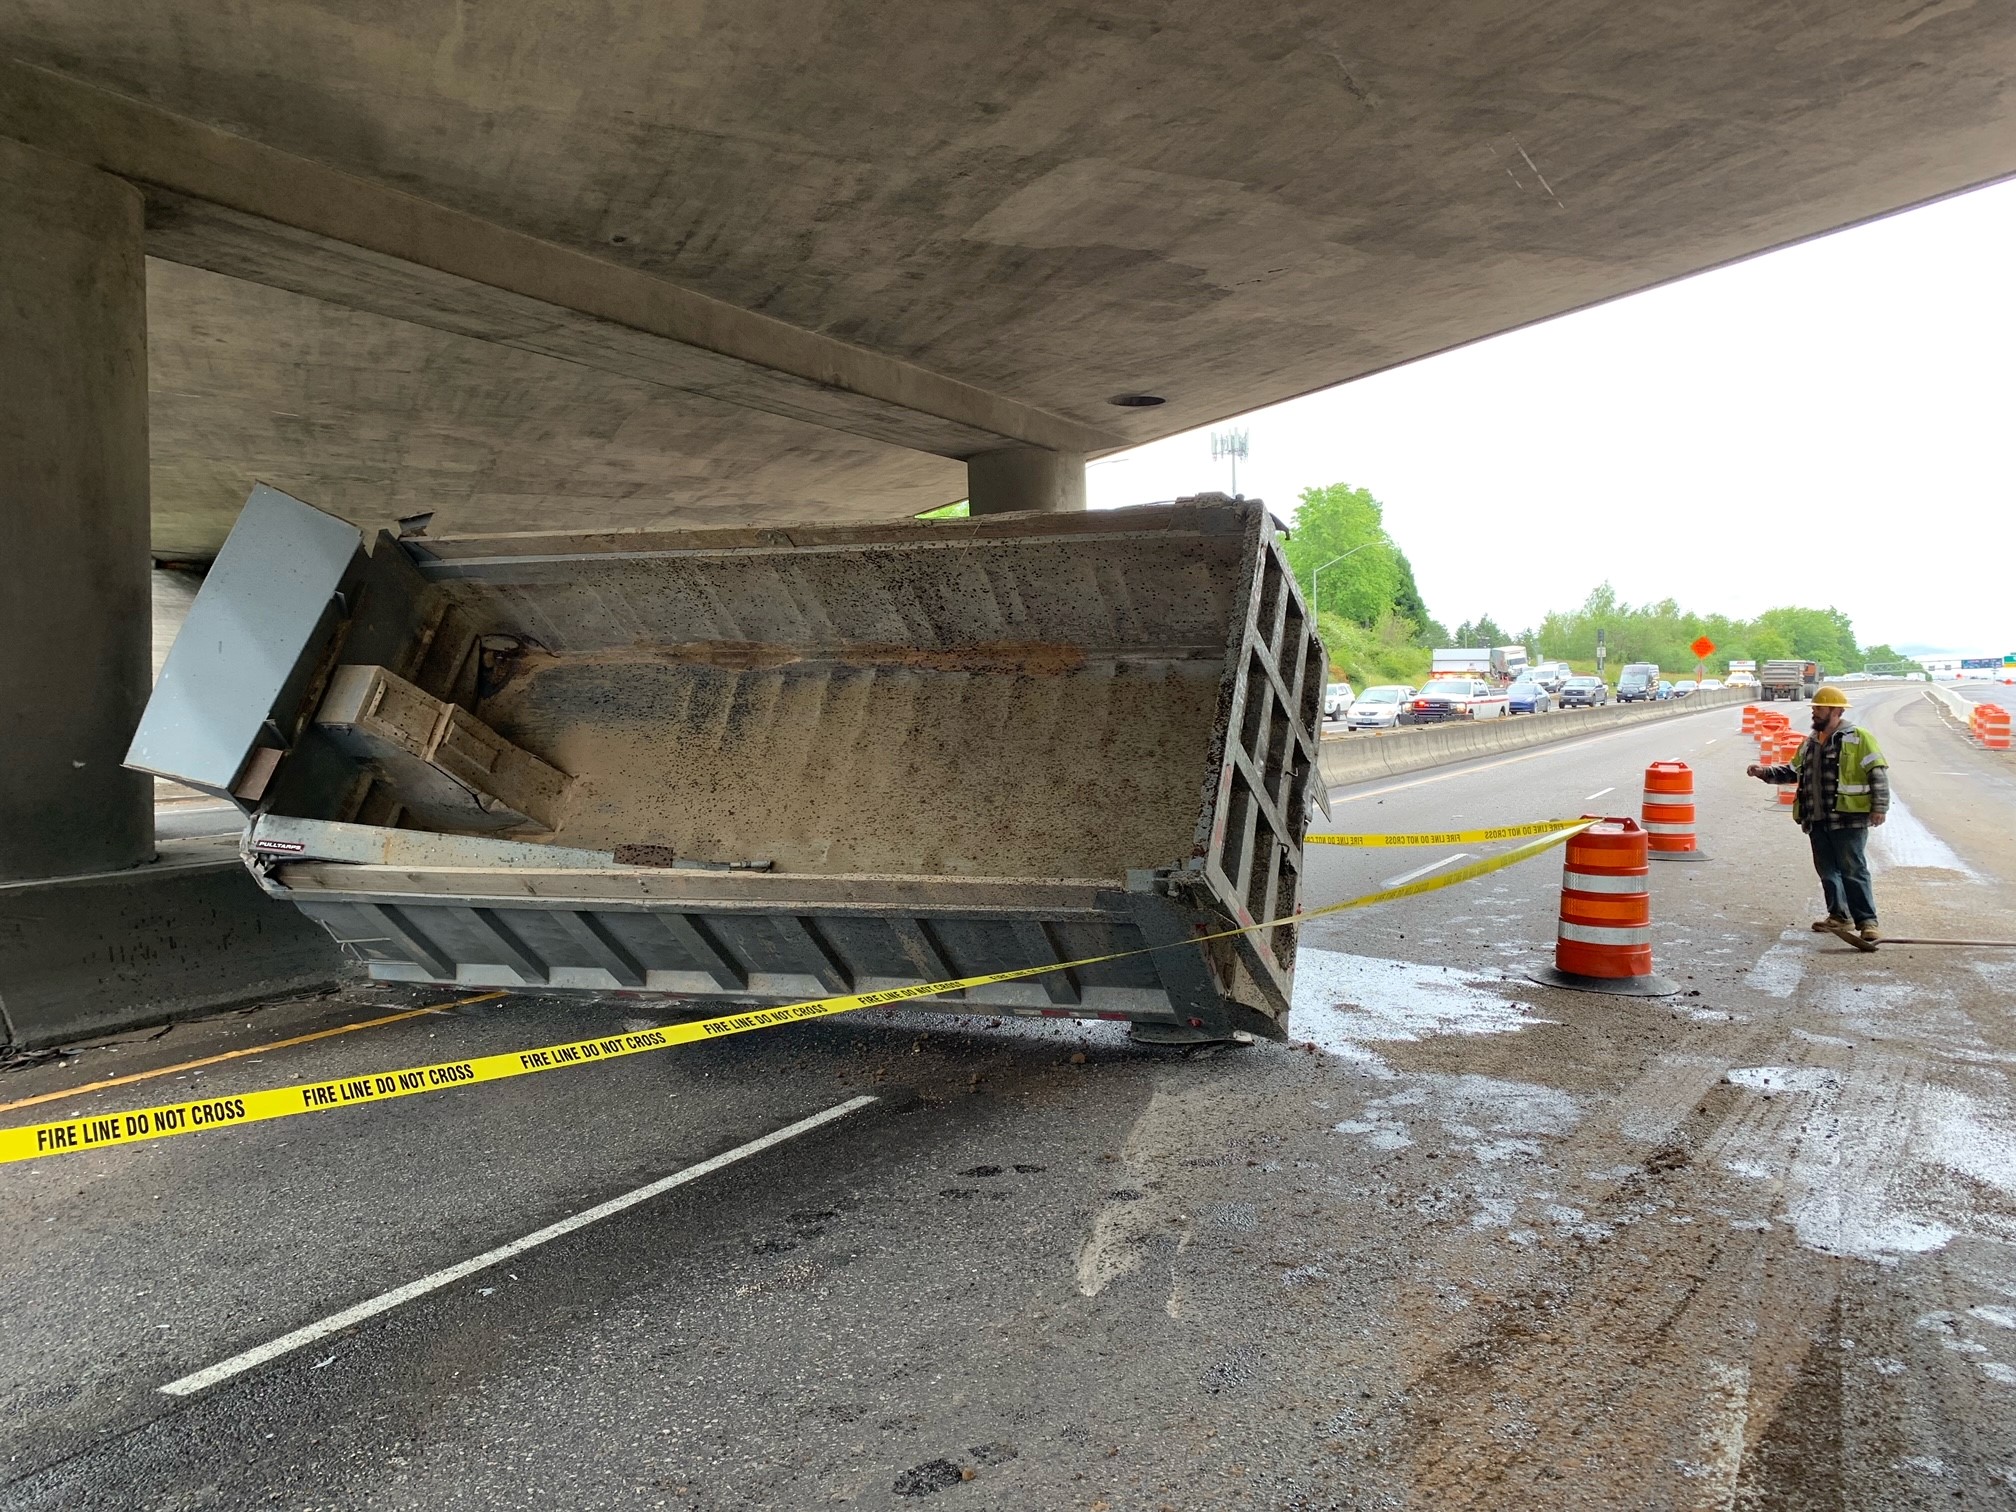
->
[0,842,350,1049]
[966,446,1087,515]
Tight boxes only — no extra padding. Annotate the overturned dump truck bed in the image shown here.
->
[129,487,1325,1041]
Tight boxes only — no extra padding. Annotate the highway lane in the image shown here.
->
[1947,680,2015,702]
[152,799,245,842]
[4,688,2014,1509]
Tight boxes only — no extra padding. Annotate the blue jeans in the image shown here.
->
[1807,825,1876,926]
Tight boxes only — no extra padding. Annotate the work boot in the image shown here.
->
[1811,916,1848,933]
[1821,919,1877,953]
[1859,923,1881,945]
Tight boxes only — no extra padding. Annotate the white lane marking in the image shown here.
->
[1381,852,1470,888]
[1746,933,1809,999]
[1692,1360,1751,1507]
[1705,739,1717,745]
[1585,786,1614,801]
[1329,704,1736,804]
[159,1095,879,1397]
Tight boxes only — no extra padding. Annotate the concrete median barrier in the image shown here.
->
[0,840,348,1050]
[1319,688,1749,789]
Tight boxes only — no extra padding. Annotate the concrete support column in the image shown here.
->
[0,139,153,882]
[966,446,1086,515]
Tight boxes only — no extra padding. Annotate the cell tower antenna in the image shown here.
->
[1210,429,1249,498]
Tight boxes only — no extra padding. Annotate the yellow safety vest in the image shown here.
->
[1792,725,1885,820]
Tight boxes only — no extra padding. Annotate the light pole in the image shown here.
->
[1310,542,1375,618]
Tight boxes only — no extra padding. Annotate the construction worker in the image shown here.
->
[1746,684,1889,948]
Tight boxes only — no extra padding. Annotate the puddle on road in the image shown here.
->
[1289,948,1555,1056]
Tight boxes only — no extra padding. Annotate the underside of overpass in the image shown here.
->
[3,1,2012,556]
[1,1,2013,1027]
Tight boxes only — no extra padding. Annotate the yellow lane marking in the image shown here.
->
[0,991,506,1116]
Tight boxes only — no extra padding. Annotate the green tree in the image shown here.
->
[1746,627,1792,662]
[1467,614,1507,647]
[1533,583,1888,677]
[1858,644,1925,676]
[1754,607,1861,673]
[1281,484,1407,627]
[1391,551,1433,638]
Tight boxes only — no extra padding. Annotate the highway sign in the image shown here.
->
[1690,635,1716,660]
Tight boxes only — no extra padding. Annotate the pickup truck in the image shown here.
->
[1406,678,1510,722]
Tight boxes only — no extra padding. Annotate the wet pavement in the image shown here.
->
[3,687,2013,1509]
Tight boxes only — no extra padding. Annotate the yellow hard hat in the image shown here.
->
[1811,685,1850,707]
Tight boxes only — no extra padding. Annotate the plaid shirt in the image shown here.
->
[1760,724,1890,831]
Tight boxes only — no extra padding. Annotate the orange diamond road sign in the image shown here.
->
[1690,635,1716,660]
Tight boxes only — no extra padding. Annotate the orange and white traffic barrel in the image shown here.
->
[1774,732,1800,806]
[1740,705,1760,735]
[1643,760,1706,861]
[1979,704,2011,751]
[1527,817,1679,997]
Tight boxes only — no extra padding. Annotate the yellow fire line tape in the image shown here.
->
[0,992,507,1117]
[1306,818,1589,848]
[0,820,1594,1166]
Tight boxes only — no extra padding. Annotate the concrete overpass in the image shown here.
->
[2,3,2014,1026]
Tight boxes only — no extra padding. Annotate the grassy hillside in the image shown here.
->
[1317,611,1432,689]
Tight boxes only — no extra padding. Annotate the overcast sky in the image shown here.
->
[1086,177,2016,657]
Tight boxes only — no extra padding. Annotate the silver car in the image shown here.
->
[1346,684,1416,729]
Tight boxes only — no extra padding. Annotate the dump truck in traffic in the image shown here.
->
[1759,659,1821,700]
[128,487,1327,1044]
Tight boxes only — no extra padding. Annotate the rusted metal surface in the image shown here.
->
[142,488,1323,1038]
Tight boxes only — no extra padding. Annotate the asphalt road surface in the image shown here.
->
[1948,680,2015,705]
[5,687,2014,1510]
